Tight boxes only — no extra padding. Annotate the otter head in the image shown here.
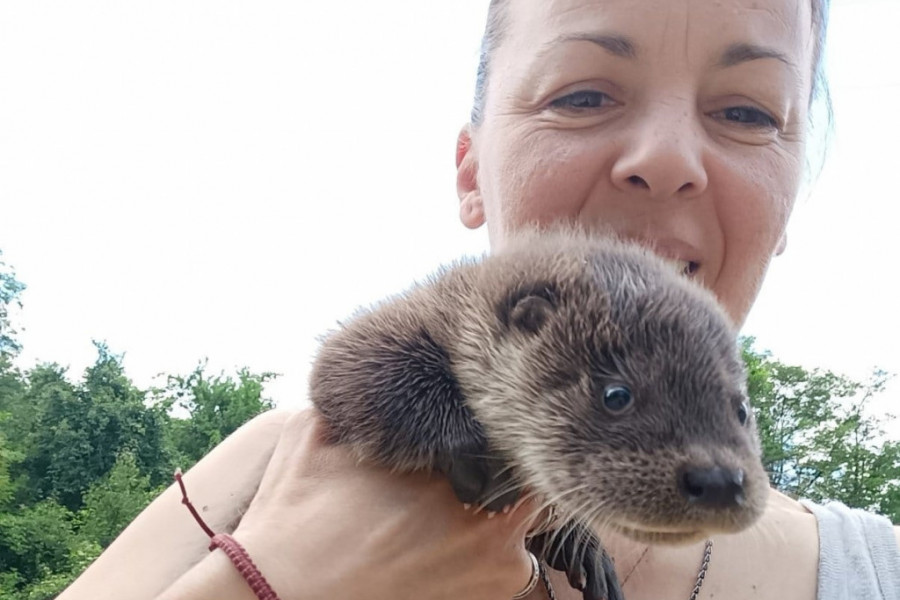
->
[460,232,769,545]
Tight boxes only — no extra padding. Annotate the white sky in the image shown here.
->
[1,1,898,430]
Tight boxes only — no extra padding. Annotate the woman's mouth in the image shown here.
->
[623,235,704,281]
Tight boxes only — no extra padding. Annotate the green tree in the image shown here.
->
[12,363,81,508]
[78,450,158,548]
[16,344,171,511]
[79,342,172,488]
[0,256,29,510]
[801,371,900,520]
[0,356,26,416]
[0,535,100,600]
[155,362,277,466]
[0,500,78,594]
[13,540,102,600]
[0,250,26,359]
[743,338,900,521]
[0,417,24,510]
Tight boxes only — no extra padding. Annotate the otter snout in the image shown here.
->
[677,465,746,509]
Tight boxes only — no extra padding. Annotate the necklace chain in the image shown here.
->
[536,539,713,600]
[688,540,714,600]
[538,561,558,600]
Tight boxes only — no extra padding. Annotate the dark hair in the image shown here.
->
[470,0,832,130]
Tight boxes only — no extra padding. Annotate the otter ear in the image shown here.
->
[509,296,555,333]
[499,283,559,334]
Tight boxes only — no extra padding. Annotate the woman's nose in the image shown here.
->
[610,104,709,200]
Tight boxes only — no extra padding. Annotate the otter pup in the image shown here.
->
[309,228,769,600]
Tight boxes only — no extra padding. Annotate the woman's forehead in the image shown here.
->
[499,0,814,70]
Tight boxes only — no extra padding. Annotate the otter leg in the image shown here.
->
[312,323,522,510]
[529,521,623,600]
[439,439,521,512]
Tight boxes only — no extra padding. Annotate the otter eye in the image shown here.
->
[603,385,633,413]
[737,401,749,426]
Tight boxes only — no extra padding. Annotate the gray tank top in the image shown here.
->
[801,500,900,599]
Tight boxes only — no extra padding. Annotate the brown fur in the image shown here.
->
[309,227,768,545]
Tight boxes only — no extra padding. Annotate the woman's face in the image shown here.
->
[457,0,816,326]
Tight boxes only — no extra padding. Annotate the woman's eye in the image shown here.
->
[549,91,614,112]
[719,106,778,129]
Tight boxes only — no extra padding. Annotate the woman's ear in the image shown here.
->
[456,125,485,230]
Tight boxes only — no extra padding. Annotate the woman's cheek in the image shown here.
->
[711,155,799,325]
[493,134,606,232]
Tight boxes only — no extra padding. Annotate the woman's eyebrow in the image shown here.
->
[541,34,795,70]
[719,43,795,69]
[544,32,636,59]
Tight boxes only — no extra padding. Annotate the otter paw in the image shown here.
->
[439,449,520,512]
[528,521,623,600]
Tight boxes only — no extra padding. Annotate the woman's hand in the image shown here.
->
[161,409,542,600]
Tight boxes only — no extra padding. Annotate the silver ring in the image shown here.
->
[511,551,540,599]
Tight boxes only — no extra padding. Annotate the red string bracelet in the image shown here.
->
[174,469,282,600]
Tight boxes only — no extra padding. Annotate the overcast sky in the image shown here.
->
[1,1,898,428]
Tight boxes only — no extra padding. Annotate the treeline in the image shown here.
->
[0,345,275,599]
[1,252,898,599]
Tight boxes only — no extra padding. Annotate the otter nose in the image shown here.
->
[678,466,745,508]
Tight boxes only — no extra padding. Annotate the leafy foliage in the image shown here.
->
[153,362,277,466]
[0,345,276,599]
[78,451,160,548]
[8,346,170,512]
[0,421,23,510]
[0,500,79,591]
[0,252,26,359]
[743,338,900,521]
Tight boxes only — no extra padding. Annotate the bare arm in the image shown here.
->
[58,408,291,600]
[60,408,539,600]
[155,551,258,600]
[155,410,539,600]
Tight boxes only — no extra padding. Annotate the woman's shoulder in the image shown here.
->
[174,407,313,526]
[687,491,817,600]
[220,407,312,450]
[799,497,900,600]
[232,406,300,440]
